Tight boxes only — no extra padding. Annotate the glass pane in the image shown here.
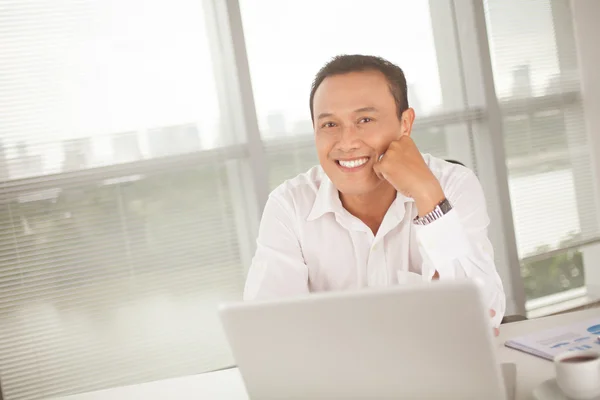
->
[0,0,223,181]
[412,124,451,161]
[484,0,580,99]
[0,162,242,399]
[241,0,468,188]
[241,0,446,139]
[0,1,242,398]
[485,0,599,300]
[521,249,585,300]
[264,139,318,190]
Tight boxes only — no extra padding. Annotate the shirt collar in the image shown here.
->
[306,173,415,222]
[306,175,341,221]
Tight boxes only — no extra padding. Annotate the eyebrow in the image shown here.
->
[316,107,379,121]
[354,107,378,114]
[316,112,333,121]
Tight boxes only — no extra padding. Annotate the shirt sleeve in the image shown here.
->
[243,194,309,301]
[414,169,506,327]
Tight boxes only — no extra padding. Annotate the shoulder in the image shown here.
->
[423,154,476,185]
[422,154,483,199]
[267,165,325,216]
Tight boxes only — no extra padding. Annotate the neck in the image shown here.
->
[339,181,397,235]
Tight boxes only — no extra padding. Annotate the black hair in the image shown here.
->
[309,54,409,122]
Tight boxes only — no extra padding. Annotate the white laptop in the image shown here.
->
[219,281,514,400]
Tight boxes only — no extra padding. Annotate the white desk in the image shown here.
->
[50,307,600,400]
[497,307,599,399]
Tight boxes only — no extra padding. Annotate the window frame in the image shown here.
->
[2,5,599,376]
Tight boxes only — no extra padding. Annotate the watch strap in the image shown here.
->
[413,198,452,226]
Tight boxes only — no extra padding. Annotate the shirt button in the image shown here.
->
[371,244,378,252]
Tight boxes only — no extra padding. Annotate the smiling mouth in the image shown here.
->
[336,157,370,169]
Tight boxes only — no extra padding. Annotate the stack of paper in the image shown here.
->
[505,318,600,360]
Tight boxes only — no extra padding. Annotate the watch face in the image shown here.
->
[413,198,452,225]
[440,198,452,214]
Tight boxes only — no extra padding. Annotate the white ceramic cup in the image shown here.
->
[554,349,600,399]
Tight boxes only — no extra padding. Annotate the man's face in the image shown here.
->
[312,70,409,196]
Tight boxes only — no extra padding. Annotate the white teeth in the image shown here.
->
[339,158,368,168]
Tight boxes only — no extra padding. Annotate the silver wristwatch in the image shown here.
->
[413,198,453,225]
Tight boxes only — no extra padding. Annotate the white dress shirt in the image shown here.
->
[244,154,506,326]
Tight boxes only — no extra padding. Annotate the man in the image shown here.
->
[244,55,505,332]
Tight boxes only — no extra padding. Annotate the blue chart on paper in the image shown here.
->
[587,324,600,335]
[567,325,600,351]
[569,344,593,351]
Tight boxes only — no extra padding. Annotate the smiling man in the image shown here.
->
[244,55,506,330]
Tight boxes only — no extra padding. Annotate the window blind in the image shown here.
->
[0,0,243,398]
[484,0,599,298]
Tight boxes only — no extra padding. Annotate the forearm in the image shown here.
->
[416,210,506,325]
[426,257,505,327]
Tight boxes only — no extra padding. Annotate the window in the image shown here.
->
[1,0,599,397]
[484,0,599,301]
[0,1,243,398]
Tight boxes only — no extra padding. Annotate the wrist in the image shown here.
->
[413,184,445,216]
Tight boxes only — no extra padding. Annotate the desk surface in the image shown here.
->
[50,307,600,400]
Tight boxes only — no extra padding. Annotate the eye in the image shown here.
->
[358,117,373,124]
[321,121,337,128]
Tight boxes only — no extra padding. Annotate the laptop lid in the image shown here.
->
[219,281,507,400]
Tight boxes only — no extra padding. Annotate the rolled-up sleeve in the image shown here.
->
[243,194,309,301]
[415,169,506,327]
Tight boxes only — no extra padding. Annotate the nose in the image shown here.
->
[336,124,361,152]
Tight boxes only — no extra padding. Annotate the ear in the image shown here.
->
[399,108,416,137]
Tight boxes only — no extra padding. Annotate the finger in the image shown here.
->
[493,327,500,337]
[489,309,496,318]
[372,159,386,180]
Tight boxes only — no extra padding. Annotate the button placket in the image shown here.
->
[367,237,387,286]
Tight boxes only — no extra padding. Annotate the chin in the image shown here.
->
[321,163,381,194]
[334,178,382,196]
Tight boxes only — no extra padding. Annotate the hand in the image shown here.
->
[373,136,445,216]
[490,309,500,337]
